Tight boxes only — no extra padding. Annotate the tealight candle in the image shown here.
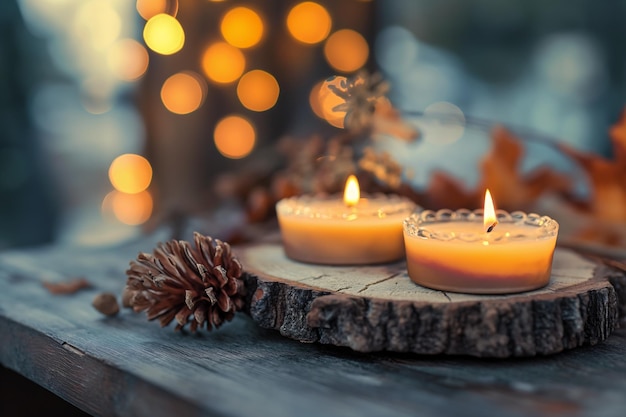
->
[276,175,417,265]
[403,190,559,294]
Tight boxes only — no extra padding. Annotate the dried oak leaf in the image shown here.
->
[556,109,626,246]
[422,126,571,210]
[424,171,480,210]
[124,232,245,332]
[559,111,626,222]
[479,126,572,211]
[609,109,626,168]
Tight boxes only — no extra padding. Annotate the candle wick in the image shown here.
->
[486,221,498,233]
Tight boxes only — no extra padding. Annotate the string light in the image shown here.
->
[161,71,206,114]
[214,115,256,159]
[201,42,246,84]
[103,190,153,225]
[287,2,332,45]
[324,29,369,72]
[237,70,280,112]
[108,154,153,194]
[143,13,185,55]
[136,0,178,20]
[220,7,264,49]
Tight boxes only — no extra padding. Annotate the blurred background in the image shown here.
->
[1,0,625,249]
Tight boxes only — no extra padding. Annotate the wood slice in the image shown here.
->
[238,244,620,358]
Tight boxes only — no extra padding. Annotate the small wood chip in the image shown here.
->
[42,277,91,295]
[92,292,120,316]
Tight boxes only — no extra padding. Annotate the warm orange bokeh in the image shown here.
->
[103,190,153,225]
[287,2,331,45]
[136,0,178,20]
[161,71,206,114]
[319,77,347,128]
[221,7,263,49]
[324,29,369,72]
[201,42,246,84]
[237,70,280,112]
[214,115,256,159]
[108,154,153,194]
[309,81,325,119]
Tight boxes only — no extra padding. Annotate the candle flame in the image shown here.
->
[483,189,498,233]
[343,175,360,207]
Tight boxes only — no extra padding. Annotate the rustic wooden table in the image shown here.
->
[1,235,625,417]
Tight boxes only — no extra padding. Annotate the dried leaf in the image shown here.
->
[424,126,572,211]
[559,143,626,222]
[43,277,91,295]
[609,109,626,168]
[479,126,572,210]
[425,171,479,210]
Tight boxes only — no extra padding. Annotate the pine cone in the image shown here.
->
[123,232,245,332]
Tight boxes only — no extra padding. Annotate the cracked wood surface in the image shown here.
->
[1,236,626,417]
[239,243,621,357]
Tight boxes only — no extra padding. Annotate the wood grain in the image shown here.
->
[239,244,619,357]
[2,237,626,417]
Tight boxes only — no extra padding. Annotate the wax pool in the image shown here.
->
[403,210,559,294]
[276,195,417,265]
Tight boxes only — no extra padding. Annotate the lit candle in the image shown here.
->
[403,189,559,294]
[276,175,417,265]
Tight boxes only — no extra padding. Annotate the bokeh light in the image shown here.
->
[136,0,178,20]
[324,29,369,73]
[201,42,246,84]
[236,70,280,112]
[375,26,419,77]
[103,190,153,225]
[214,115,256,159]
[107,39,149,81]
[319,77,347,128]
[220,7,264,49]
[287,2,332,45]
[161,71,207,114]
[108,154,153,194]
[143,14,185,55]
[73,0,121,51]
[80,78,114,114]
[309,81,325,119]
[422,101,466,144]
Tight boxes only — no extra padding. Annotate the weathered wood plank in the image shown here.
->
[1,239,626,417]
